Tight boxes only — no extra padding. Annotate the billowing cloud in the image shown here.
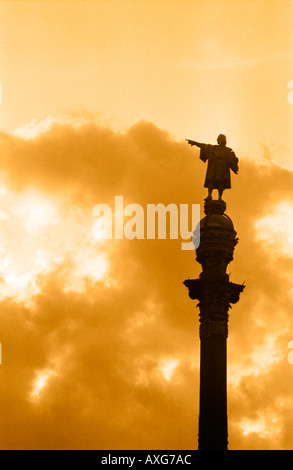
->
[0,117,292,449]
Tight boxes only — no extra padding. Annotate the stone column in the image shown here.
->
[184,199,244,450]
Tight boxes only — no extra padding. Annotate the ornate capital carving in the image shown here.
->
[183,278,245,328]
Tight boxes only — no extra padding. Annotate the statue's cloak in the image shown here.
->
[199,144,238,189]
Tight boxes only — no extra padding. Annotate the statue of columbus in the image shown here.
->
[186,134,239,201]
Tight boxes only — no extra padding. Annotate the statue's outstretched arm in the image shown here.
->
[186,139,203,148]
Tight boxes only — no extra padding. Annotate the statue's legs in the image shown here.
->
[205,184,225,201]
[205,185,213,201]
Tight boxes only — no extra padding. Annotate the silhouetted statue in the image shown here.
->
[186,134,239,201]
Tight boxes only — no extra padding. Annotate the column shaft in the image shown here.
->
[198,331,228,450]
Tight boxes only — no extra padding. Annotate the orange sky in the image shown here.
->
[0,0,293,450]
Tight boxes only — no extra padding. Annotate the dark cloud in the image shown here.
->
[0,119,292,449]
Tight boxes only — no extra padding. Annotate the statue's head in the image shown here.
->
[217,134,227,145]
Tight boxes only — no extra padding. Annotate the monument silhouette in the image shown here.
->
[184,135,244,450]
